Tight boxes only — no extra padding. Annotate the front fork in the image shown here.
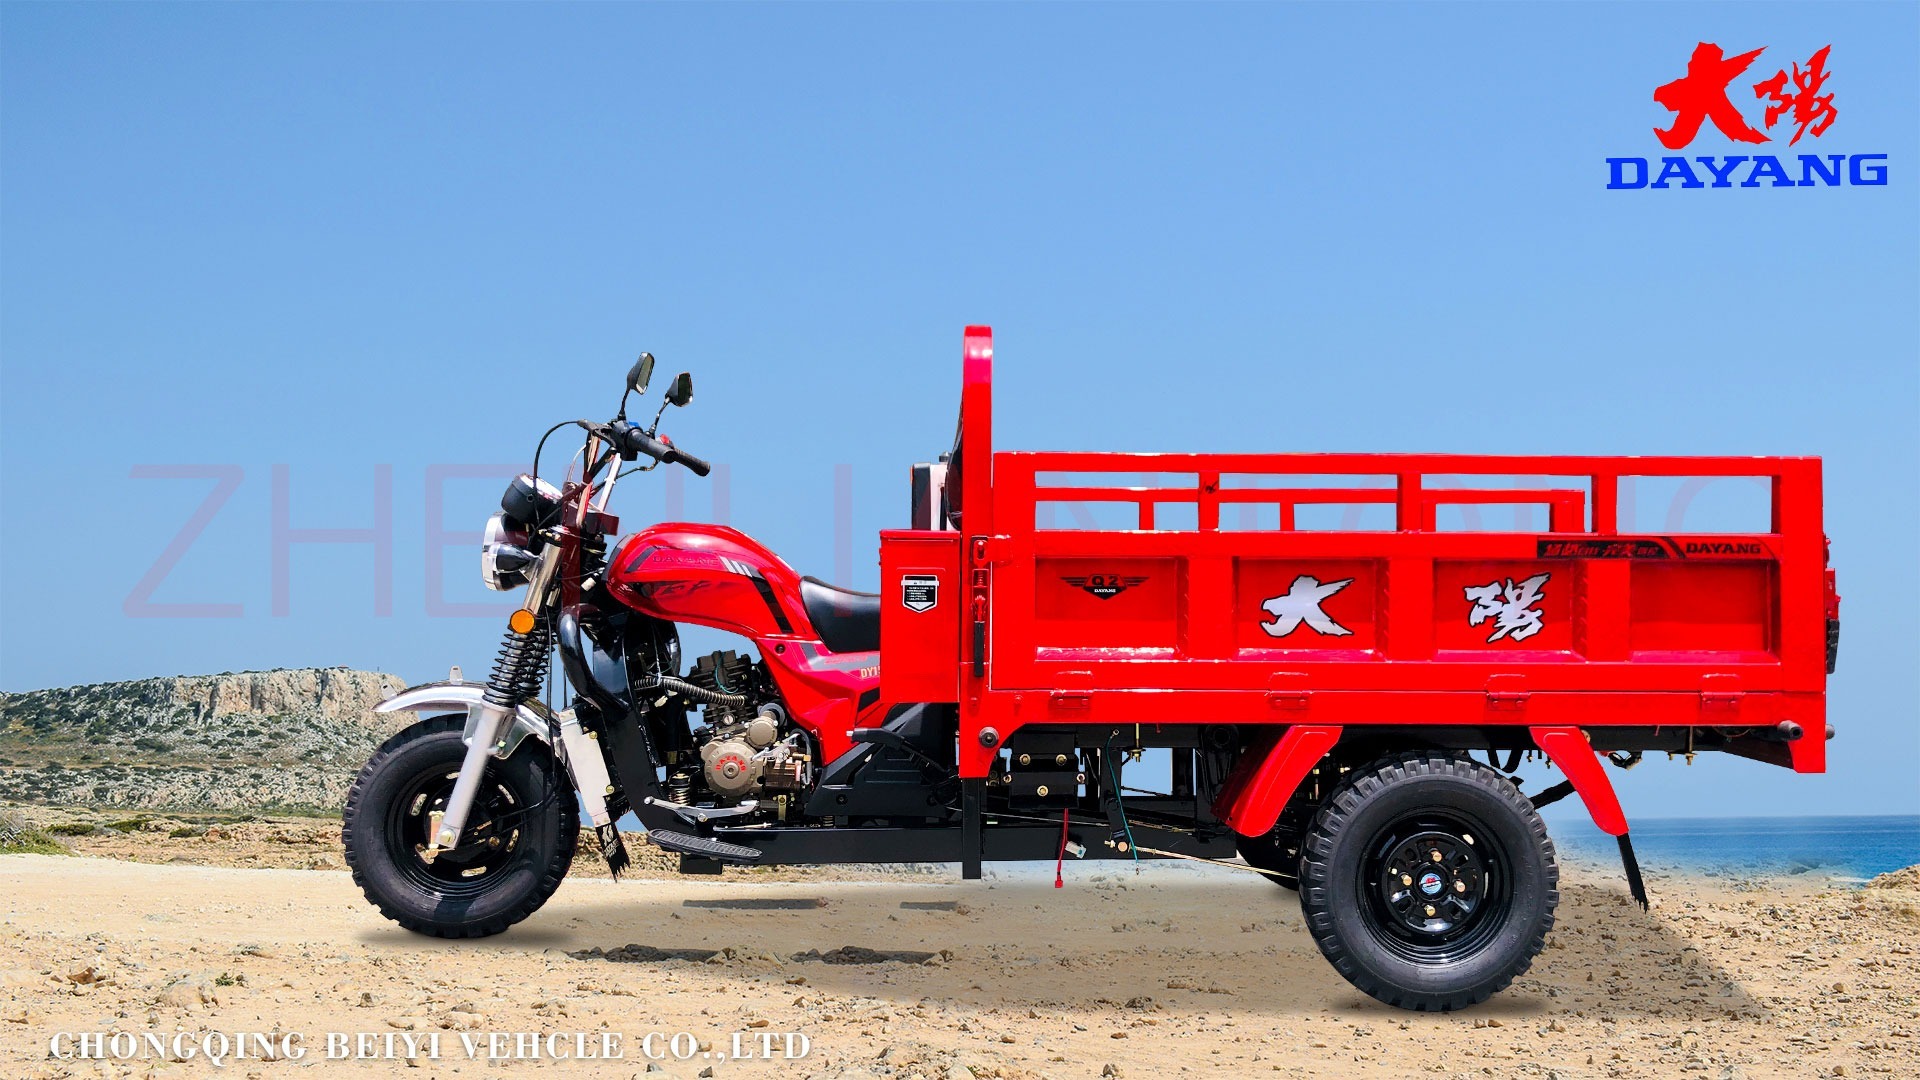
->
[434,701,516,850]
[431,553,562,855]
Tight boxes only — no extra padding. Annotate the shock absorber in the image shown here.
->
[484,619,551,709]
[433,616,551,852]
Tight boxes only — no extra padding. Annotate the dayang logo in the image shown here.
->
[1608,42,1888,189]
[1682,540,1765,556]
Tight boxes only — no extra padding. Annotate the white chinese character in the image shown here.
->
[1464,573,1550,642]
[1261,575,1355,637]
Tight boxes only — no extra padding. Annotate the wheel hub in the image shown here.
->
[386,767,524,894]
[1378,829,1487,936]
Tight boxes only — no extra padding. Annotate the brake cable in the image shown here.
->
[1102,732,1140,862]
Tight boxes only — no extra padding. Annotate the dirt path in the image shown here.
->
[3,855,1916,1079]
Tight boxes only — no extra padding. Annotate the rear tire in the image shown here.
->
[343,715,578,938]
[1297,751,1557,1011]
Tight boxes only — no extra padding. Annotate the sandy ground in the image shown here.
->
[3,847,1918,1080]
[4,809,933,882]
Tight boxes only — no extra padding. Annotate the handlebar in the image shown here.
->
[603,421,711,477]
[661,440,712,477]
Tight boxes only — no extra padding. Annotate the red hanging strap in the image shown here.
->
[1054,808,1071,888]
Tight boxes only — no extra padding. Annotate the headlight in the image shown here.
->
[480,512,535,591]
[502,474,564,529]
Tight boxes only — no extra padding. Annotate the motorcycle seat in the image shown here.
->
[799,576,881,654]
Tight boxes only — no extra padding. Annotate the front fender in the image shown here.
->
[375,681,551,759]
[375,680,617,829]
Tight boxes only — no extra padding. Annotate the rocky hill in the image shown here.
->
[0,668,411,813]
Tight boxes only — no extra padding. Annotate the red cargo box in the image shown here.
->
[875,329,1833,783]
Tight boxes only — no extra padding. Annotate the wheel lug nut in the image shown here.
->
[1424,904,1436,917]
[1454,879,1466,893]
[1429,849,1443,863]
[1401,874,1413,886]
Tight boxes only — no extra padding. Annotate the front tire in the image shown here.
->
[343,715,578,938]
[1297,752,1558,1011]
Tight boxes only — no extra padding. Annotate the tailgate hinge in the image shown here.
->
[1267,671,1311,711]
[1486,674,1529,711]
[1050,670,1093,713]
[1700,673,1744,715]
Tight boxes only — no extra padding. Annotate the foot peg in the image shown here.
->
[647,829,763,865]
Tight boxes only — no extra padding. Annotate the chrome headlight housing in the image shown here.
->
[480,512,535,591]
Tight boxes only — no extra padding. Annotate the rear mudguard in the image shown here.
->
[373,682,618,829]
[1212,726,1343,836]
[1529,725,1628,836]
[1211,724,1632,840]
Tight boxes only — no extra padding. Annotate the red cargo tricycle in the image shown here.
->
[345,328,1837,1010]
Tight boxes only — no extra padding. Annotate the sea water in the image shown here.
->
[1550,814,1920,882]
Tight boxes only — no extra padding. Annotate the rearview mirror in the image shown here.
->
[665,372,693,407]
[626,353,656,396]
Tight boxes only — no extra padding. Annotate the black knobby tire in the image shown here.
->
[342,715,578,938]
[1297,752,1558,1011]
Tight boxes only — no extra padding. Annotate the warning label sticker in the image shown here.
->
[901,574,939,613]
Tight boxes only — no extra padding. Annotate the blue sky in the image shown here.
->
[2,3,1914,818]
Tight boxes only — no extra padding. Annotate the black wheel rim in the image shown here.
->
[382,761,533,901]
[1356,810,1512,964]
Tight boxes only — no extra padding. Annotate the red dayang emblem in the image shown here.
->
[1652,42,1839,150]
[1653,42,1770,149]
[1754,45,1838,146]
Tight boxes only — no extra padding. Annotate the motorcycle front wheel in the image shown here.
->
[343,714,578,938]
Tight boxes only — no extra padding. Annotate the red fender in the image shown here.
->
[1530,726,1628,836]
[1212,725,1342,837]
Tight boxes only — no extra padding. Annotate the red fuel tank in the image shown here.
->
[607,523,811,641]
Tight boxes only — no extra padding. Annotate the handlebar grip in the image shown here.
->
[665,447,711,477]
[609,422,709,477]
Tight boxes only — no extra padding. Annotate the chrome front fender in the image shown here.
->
[375,681,549,759]
[374,681,617,829]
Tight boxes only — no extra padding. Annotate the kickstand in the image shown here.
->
[1617,833,1648,909]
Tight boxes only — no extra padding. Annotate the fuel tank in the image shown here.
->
[607,523,811,641]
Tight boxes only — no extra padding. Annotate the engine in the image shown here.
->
[678,651,810,805]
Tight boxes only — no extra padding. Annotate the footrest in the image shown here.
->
[647,829,764,864]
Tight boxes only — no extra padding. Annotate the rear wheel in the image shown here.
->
[1297,752,1557,1011]
[343,715,577,938]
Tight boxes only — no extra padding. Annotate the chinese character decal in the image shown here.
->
[1653,41,1841,150]
[1464,574,1550,643]
[1654,42,1771,149]
[1754,45,1837,146]
[1261,575,1354,638]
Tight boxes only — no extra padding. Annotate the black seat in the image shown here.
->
[799,576,881,653]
